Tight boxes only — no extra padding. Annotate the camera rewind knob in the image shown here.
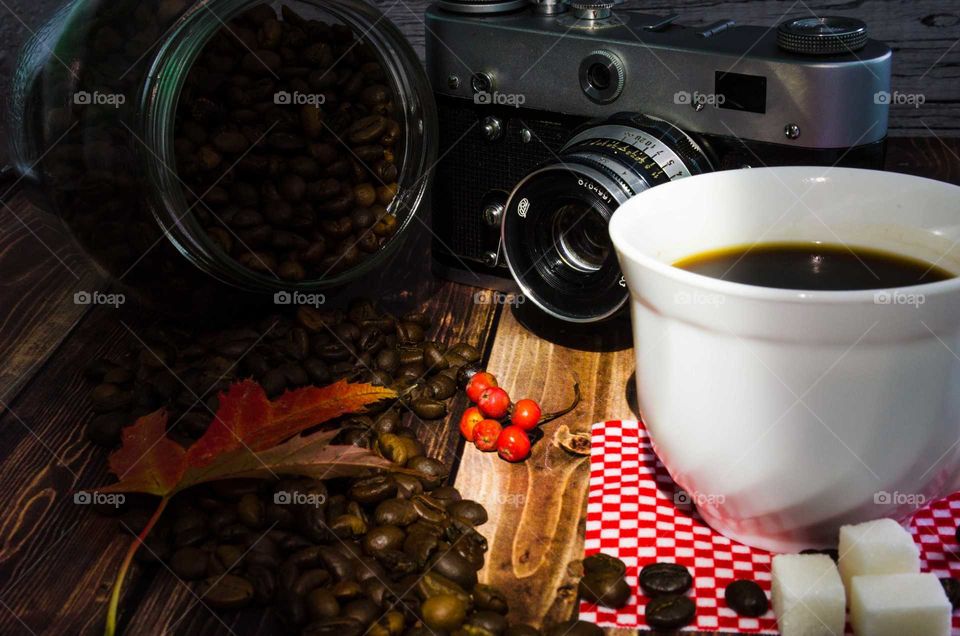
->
[565,0,618,21]
[777,17,868,55]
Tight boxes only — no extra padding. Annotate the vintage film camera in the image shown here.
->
[426,1,891,322]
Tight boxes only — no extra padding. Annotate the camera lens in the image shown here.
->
[501,114,713,322]
[554,201,610,272]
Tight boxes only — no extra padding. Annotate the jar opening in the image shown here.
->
[140,0,436,293]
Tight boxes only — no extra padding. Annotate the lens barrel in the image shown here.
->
[501,114,712,322]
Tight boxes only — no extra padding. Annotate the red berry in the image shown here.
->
[474,419,503,452]
[466,372,498,403]
[459,406,484,442]
[478,386,511,419]
[496,426,532,462]
[510,399,542,431]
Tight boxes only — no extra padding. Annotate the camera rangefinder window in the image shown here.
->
[715,72,768,114]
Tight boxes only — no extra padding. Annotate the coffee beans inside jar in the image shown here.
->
[175,4,403,281]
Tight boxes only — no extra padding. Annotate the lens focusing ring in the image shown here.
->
[502,162,629,323]
[502,115,712,323]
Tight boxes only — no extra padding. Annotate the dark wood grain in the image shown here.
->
[453,307,634,628]
[0,191,101,404]
[0,308,139,636]
[370,0,960,137]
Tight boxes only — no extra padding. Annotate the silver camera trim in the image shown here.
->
[426,6,890,149]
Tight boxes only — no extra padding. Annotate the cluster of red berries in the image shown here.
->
[458,371,543,463]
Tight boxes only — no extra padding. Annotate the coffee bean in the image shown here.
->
[86,411,129,446]
[583,553,627,578]
[411,397,446,420]
[306,588,340,620]
[426,374,456,400]
[645,594,696,629]
[200,574,255,609]
[447,500,488,527]
[639,562,692,597]
[375,499,418,527]
[407,462,446,493]
[421,593,467,632]
[238,493,266,528]
[303,617,364,636]
[474,584,509,614]
[350,475,397,504]
[942,577,960,610]
[448,343,481,363]
[170,546,208,580]
[724,579,768,617]
[430,551,478,591]
[91,383,133,412]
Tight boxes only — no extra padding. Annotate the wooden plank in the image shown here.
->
[452,308,635,629]
[0,191,102,403]
[0,311,138,635]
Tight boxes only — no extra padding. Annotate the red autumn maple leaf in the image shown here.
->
[100,378,398,635]
[101,378,395,496]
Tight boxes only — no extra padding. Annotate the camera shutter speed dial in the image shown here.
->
[566,0,617,20]
[777,17,868,55]
[580,51,625,104]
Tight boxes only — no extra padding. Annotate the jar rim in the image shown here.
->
[139,0,437,293]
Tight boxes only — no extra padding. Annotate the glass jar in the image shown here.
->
[9,0,435,311]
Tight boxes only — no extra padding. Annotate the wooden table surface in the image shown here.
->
[0,137,958,635]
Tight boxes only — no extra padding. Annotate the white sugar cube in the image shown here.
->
[838,518,919,590]
[850,573,950,636]
[772,554,846,636]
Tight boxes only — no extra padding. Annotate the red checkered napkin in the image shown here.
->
[579,419,960,634]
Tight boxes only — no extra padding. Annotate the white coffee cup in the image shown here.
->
[609,167,960,553]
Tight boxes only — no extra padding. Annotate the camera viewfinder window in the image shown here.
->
[715,71,767,114]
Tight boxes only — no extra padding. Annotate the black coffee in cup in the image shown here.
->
[674,243,954,291]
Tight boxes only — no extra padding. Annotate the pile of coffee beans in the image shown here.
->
[639,562,695,628]
[83,298,480,447]
[174,3,403,280]
[118,465,549,634]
